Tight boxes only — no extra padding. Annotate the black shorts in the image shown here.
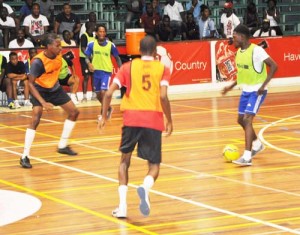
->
[80,57,91,76]
[58,74,72,86]
[31,86,71,107]
[120,126,162,164]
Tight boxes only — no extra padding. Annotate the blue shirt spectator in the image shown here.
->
[186,0,203,21]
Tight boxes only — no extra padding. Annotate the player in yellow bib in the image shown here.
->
[222,24,277,166]
[85,24,122,120]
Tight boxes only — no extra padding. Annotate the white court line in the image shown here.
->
[1,147,300,234]
[20,115,62,124]
[258,114,300,158]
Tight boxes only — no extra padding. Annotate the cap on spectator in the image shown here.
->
[224,2,233,8]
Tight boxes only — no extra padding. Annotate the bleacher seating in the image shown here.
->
[3,0,300,47]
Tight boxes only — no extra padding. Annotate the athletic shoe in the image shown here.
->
[20,156,32,168]
[252,144,265,157]
[232,157,252,166]
[137,186,150,216]
[14,100,21,109]
[57,146,78,156]
[112,206,127,218]
[8,101,15,109]
[107,107,113,119]
[24,100,32,107]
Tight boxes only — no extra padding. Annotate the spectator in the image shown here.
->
[186,0,203,21]
[8,28,34,49]
[24,48,37,75]
[79,12,97,39]
[61,30,76,47]
[198,4,217,39]
[0,53,14,109]
[80,21,96,102]
[163,0,186,39]
[140,3,160,37]
[19,0,33,24]
[253,18,276,37]
[0,0,19,28]
[125,0,144,29]
[185,12,199,40]
[37,0,54,32]
[58,52,80,105]
[263,0,282,35]
[155,15,173,41]
[0,6,16,48]
[54,3,81,42]
[244,2,260,35]
[6,52,31,108]
[23,3,49,47]
[219,1,240,38]
[152,0,164,18]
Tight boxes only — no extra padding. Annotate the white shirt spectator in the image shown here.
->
[3,3,13,15]
[253,28,276,37]
[220,13,240,38]
[164,1,184,22]
[23,14,49,36]
[0,15,15,27]
[8,39,34,48]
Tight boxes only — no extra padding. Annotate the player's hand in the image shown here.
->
[221,86,231,95]
[88,63,95,73]
[165,122,173,137]
[42,102,54,111]
[257,86,265,96]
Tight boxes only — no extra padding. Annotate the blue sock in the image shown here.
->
[7,98,13,104]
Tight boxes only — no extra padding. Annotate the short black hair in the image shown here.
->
[43,33,60,47]
[9,51,18,58]
[233,24,251,38]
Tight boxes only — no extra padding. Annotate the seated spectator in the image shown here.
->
[244,2,259,35]
[0,53,13,109]
[59,51,80,105]
[19,0,33,24]
[54,3,81,42]
[186,0,203,21]
[0,0,19,29]
[263,0,282,35]
[253,18,276,37]
[80,21,96,102]
[155,15,173,41]
[185,12,199,40]
[163,0,186,39]
[0,6,16,48]
[140,3,160,37]
[6,52,31,108]
[198,4,217,39]
[23,3,49,47]
[37,0,54,32]
[61,30,76,47]
[152,0,164,18]
[8,28,34,49]
[79,12,97,39]
[219,2,240,38]
[24,48,37,75]
[125,0,144,29]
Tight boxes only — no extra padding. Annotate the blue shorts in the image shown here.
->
[93,70,111,92]
[238,90,267,115]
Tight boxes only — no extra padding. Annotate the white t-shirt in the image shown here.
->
[253,29,276,37]
[0,16,15,27]
[164,1,184,22]
[8,39,34,49]
[198,17,215,39]
[220,13,240,38]
[241,45,270,92]
[3,3,14,15]
[23,14,49,36]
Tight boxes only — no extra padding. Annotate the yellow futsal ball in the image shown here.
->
[223,144,240,162]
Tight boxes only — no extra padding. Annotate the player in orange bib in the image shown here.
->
[99,35,173,218]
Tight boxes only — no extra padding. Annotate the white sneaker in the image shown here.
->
[14,100,21,109]
[24,100,32,107]
[137,186,150,216]
[252,144,265,157]
[71,95,79,105]
[232,157,252,166]
[112,205,127,218]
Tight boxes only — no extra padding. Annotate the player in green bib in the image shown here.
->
[222,24,277,166]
